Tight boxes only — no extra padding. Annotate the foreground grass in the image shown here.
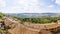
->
[0,29,6,34]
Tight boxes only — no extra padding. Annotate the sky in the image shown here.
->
[0,0,60,13]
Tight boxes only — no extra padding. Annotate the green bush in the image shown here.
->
[0,12,4,19]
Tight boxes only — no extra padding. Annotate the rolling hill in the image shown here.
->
[5,13,60,18]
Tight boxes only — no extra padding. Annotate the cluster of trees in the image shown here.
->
[14,16,60,24]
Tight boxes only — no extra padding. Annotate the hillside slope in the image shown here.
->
[3,16,60,34]
[4,17,39,34]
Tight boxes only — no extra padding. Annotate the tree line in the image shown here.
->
[13,16,60,24]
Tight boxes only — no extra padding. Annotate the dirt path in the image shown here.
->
[4,17,40,34]
[3,17,60,34]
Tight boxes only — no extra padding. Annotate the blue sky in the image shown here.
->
[0,0,60,13]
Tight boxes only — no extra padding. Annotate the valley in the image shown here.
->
[1,13,60,34]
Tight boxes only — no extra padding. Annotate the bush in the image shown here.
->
[0,12,4,19]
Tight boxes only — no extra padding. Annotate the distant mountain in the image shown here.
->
[5,13,60,18]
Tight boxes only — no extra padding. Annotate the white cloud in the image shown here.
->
[56,0,60,5]
[2,5,56,13]
[48,5,54,8]
[0,0,6,7]
[52,0,54,1]
[3,7,24,13]
[18,0,38,6]
[0,0,57,13]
